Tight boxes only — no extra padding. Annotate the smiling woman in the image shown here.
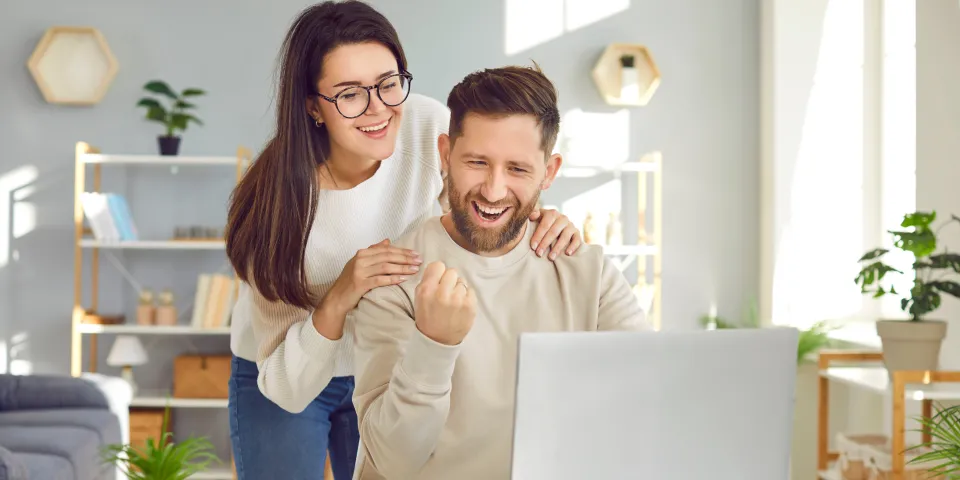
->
[222,2,584,479]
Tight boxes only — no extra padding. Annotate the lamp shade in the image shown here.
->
[106,335,148,367]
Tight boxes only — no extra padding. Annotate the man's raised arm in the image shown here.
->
[351,261,476,478]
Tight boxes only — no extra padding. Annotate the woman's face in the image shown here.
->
[311,41,406,164]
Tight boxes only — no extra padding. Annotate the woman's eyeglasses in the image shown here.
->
[317,72,413,119]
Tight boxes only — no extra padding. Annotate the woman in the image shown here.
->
[224,2,583,479]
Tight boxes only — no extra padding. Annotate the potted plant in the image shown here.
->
[101,405,219,479]
[855,210,960,374]
[136,80,205,156]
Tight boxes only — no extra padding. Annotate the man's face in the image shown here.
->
[439,113,561,253]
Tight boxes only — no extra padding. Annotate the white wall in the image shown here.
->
[765,0,960,477]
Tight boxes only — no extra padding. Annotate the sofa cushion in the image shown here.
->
[0,375,109,412]
[0,425,110,480]
[15,453,70,480]
[0,409,121,446]
[0,445,28,480]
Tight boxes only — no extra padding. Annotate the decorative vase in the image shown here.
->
[875,319,947,377]
[136,289,155,326]
[158,135,181,156]
[155,289,178,326]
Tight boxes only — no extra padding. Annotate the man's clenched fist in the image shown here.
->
[414,261,477,346]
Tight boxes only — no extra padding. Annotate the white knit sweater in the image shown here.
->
[229,93,450,413]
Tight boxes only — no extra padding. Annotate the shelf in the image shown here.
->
[131,391,227,408]
[820,367,960,400]
[591,43,662,107]
[557,161,660,178]
[79,324,230,335]
[27,26,118,105]
[602,244,658,256]
[80,153,239,165]
[79,239,225,250]
[189,468,234,480]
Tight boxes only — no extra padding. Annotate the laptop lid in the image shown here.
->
[509,327,798,480]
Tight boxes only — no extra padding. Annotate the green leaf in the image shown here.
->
[181,88,206,96]
[901,211,937,228]
[873,286,886,298]
[854,261,902,289]
[146,106,167,123]
[929,253,960,273]
[137,98,163,110]
[858,248,889,262]
[143,80,178,99]
[931,281,960,300]
[904,282,941,319]
[890,228,938,258]
[174,100,196,110]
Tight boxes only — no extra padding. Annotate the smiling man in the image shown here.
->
[349,64,651,480]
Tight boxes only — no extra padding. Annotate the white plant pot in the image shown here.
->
[875,319,947,376]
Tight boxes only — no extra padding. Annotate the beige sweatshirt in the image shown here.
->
[350,216,651,480]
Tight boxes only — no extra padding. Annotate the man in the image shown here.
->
[350,65,651,480]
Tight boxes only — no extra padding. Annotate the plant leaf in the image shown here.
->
[143,80,178,99]
[931,281,960,300]
[901,211,937,228]
[181,88,205,96]
[146,106,167,123]
[859,248,889,261]
[890,228,938,258]
[174,100,196,110]
[928,253,960,273]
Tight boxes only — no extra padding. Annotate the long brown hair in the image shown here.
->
[225,1,408,309]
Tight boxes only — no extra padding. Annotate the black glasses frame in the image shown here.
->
[317,72,414,119]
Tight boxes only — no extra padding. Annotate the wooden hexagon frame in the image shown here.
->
[591,43,661,107]
[27,26,119,106]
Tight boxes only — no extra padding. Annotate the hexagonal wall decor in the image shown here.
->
[591,43,661,107]
[27,26,118,106]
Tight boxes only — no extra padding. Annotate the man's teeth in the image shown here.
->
[358,120,389,132]
[476,203,507,215]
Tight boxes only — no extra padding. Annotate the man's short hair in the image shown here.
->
[446,63,561,156]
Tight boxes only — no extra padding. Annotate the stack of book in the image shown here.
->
[190,273,236,328]
[80,192,138,241]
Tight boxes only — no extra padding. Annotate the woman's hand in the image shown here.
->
[528,208,583,260]
[313,239,421,337]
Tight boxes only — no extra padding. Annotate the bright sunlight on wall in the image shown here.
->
[504,0,630,55]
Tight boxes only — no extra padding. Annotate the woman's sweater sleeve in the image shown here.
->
[244,281,343,413]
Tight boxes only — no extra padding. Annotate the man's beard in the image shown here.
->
[447,178,540,253]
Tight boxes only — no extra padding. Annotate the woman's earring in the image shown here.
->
[315,117,322,128]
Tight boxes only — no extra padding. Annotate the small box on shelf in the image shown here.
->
[836,432,888,480]
[173,355,231,399]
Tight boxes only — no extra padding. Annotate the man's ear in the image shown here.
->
[540,153,563,190]
[306,97,324,126]
[438,133,451,173]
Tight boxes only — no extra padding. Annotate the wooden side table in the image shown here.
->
[816,350,960,480]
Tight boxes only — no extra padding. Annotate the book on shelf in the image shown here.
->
[80,192,139,242]
[191,273,236,329]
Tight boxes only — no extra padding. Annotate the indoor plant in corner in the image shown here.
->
[136,80,205,156]
[855,210,960,374]
[101,404,219,479]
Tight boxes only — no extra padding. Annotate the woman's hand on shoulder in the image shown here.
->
[527,208,583,261]
[323,239,422,316]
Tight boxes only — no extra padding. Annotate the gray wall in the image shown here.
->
[0,0,759,452]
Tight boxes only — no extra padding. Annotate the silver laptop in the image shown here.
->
[509,327,798,480]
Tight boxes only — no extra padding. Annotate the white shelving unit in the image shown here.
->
[553,153,663,329]
[73,142,251,480]
[816,351,960,480]
[79,239,226,250]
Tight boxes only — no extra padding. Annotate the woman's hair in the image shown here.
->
[225,1,408,309]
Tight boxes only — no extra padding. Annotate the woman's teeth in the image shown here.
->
[358,119,389,132]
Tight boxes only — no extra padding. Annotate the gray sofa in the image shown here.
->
[0,374,129,480]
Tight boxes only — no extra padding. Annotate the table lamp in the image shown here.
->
[106,335,148,395]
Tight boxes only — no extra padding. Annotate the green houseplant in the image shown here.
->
[906,402,960,478]
[698,299,834,365]
[855,211,960,373]
[136,80,205,156]
[101,405,219,479]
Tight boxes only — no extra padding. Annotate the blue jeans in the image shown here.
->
[228,355,359,480]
